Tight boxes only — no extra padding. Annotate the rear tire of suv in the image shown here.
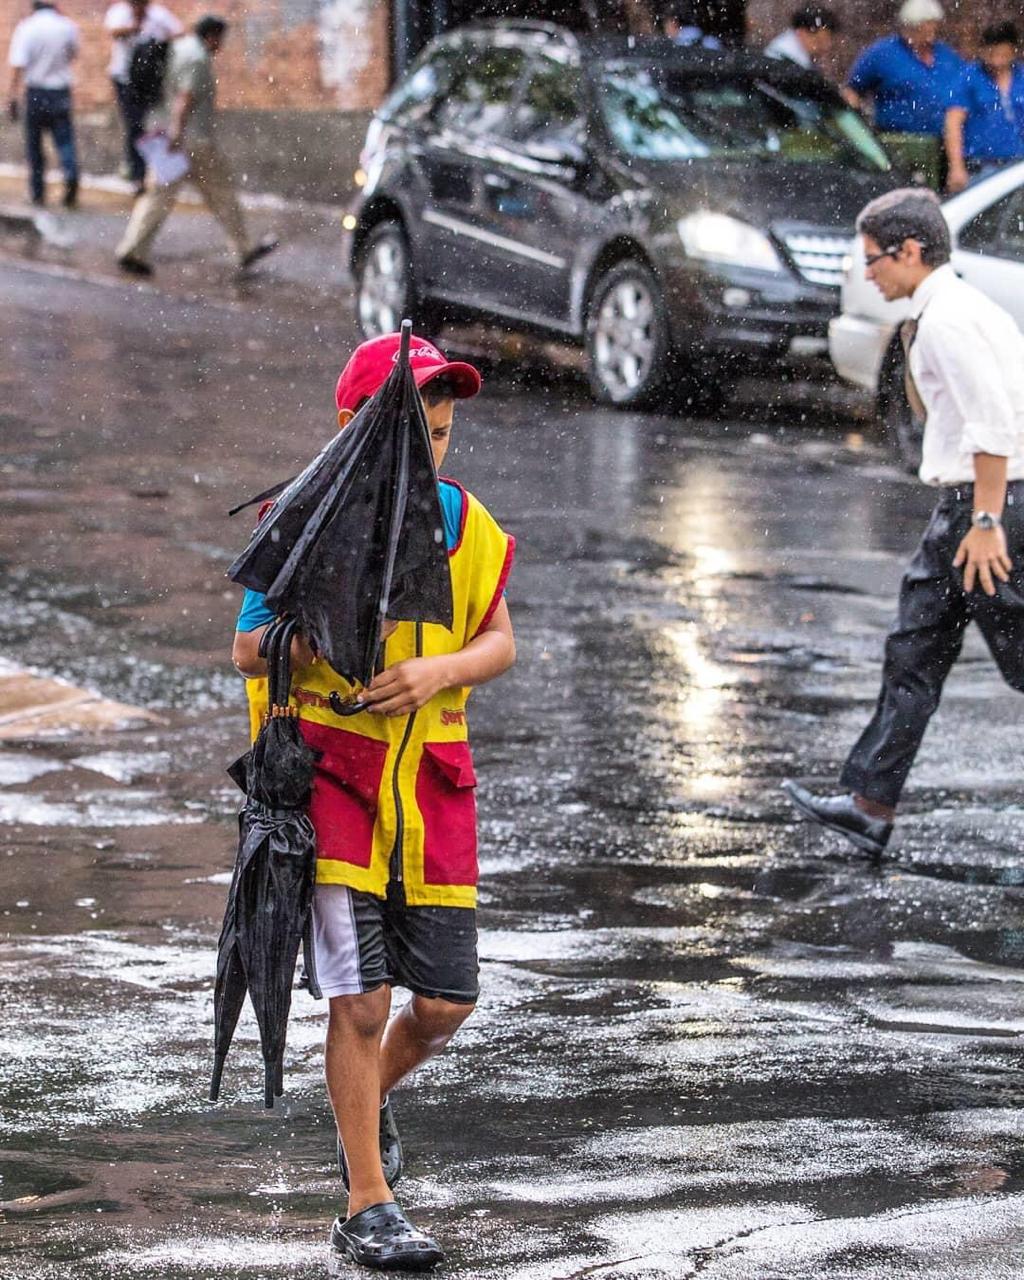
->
[585,259,672,410]
[878,335,923,474]
[355,221,442,340]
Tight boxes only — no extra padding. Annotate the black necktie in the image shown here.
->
[900,317,927,423]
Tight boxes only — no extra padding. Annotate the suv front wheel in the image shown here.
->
[585,259,672,409]
[355,221,442,340]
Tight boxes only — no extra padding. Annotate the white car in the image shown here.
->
[829,161,1024,468]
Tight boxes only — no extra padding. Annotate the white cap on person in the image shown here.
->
[898,0,944,25]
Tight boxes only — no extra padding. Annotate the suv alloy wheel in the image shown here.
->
[355,221,445,340]
[585,259,672,409]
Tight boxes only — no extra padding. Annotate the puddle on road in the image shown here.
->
[0,751,64,786]
[0,789,202,828]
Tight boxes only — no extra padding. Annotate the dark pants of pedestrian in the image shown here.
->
[841,482,1024,809]
[24,87,78,205]
[113,78,146,185]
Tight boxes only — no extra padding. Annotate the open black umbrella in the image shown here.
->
[211,616,321,1108]
[226,320,454,688]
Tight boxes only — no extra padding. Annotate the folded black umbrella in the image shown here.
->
[211,616,321,1109]
[226,320,454,687]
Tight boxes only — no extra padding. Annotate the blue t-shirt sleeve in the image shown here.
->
[236,588,276,632]
[847,43,881,93]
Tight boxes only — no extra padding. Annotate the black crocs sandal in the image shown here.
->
[338,1097,403,1191]
[330,1202,443,1272]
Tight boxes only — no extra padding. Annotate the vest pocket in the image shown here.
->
[300,722,388,869]
[417,741,478,886]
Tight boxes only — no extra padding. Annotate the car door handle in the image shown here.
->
[483,172,511,190]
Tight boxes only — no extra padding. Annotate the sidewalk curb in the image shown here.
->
[0,161,342,218]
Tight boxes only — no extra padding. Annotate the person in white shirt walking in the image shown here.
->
[784,188,1024,858]
[765,5,839,72]
[104,0,184,194]
[115,14,276,278]
[6,0,80,207]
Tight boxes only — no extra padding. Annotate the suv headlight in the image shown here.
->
[677,212,784,273]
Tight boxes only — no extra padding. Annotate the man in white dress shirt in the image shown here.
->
[785,188,1024,858]
[6,0,80,206]
[765,6,839,71]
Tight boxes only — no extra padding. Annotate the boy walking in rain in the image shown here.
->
[785,189,1024,858]
[232,333,515,1270]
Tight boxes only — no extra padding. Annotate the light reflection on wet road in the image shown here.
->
[1,257,1023,1279]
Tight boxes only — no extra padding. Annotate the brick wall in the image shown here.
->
[0,0,391,111]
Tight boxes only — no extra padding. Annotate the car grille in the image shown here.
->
[780,231,850,288]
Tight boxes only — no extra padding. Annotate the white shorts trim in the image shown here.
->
[311,883,364,998]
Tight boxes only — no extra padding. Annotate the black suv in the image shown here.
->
[350,21,898,412]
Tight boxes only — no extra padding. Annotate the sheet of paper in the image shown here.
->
[136,132,190,187]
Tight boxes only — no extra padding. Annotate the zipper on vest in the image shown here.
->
[388,622,422,884]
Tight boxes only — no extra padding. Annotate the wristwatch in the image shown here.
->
[972,510,1002,530]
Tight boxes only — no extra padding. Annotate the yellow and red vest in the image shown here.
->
[244,483,514,908]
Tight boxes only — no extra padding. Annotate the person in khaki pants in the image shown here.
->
[116,13,276,277]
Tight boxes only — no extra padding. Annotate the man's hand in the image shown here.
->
[360,656,450,717]
[946,162,969,194]
[953,525,1013,596]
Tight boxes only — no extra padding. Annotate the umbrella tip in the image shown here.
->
[399,318,412,365]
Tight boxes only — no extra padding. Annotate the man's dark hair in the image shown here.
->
[420,374,462,407]
[791,5,839,33]
[856,188,951,266]
[195,14,228,40]
[981,21,1019,47]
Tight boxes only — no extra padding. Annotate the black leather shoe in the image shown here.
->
[117,255,153,277]
[782,780,892,858]
[338,1096,403,1191]
[330,1202,443,1271]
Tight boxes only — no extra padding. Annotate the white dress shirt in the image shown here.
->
[8,6,79,90]
[764,29,813,69]
[104,2,183,84]
[909,263,1024,486]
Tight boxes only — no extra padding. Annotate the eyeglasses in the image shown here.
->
[864,247,900,267]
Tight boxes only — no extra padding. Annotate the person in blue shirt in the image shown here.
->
[659,3,722,50]
[945,22,1024,193]
[845,0,964,186]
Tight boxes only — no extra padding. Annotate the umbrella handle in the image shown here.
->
[329,691,370,718]
[259,615,299,714]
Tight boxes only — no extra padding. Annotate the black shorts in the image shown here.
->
[311,879,479,1004]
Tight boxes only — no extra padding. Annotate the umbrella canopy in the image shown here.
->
[211,616,321,1109]
[226,320,454,687]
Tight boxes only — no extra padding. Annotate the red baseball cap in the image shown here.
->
[335,332,482,412]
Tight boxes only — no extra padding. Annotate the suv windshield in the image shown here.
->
[599,65,891,172]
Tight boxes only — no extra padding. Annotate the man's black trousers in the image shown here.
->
[841,481,1024,808]
[113,79,147,184]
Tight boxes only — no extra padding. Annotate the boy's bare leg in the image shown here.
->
[325,988,393,1216]
[378,995,475,1098]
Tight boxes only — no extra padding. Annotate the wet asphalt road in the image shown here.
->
[2,237,1024,1280]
